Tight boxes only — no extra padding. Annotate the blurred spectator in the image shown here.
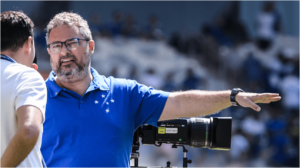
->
[128,66,139,81]
[140,68,163,89]
[205,16,233,47]
[241,112,266,137]
[279,73,299,114]
[286,117,299,167]
[230,128,250,162]
[142,14,165,41]
[256,1,282,51]
[106,10,124,37]
[197,24,222,74]
[89,13,102,38]
[242,52,265,86]
[278,48,298,75]
[162,72,177,92]
[268,127,291,166]
[121,13,140,38]
[182,36,202,55]
[110,66,119,77]
[181,68,201,90]
[231,22,249,46]
[168,32,184,53]
[34,25,47,49]
[219,1,249,46]
[241,112,266,158]
[32,1,71,29]
[265,108,290,166]
[263,49,297,93]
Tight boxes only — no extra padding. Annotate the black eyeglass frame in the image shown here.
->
[47,38,89,53]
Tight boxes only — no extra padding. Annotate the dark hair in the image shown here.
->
[1,11,34,52]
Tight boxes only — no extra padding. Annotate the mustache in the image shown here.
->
[59,55,77,67]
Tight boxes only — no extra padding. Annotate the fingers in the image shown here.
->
[260,100,271,104]
[261,93,280,96]
[31,63,38,71]
[255,94,281,103]
[268,96,281,101]
[261,96,281,103]
[247,99,261,112]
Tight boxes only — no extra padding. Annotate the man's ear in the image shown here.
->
[23,36,33,54]
[89,40,95,54]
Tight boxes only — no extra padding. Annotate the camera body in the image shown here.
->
[131,117,232,167]
[136,117,232,150]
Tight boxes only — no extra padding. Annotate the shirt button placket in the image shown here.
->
[79,100,83,109]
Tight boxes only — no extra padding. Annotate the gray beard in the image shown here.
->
[56,63,90,83]
[51,53,91,83]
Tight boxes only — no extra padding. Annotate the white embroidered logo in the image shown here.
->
[95,100,98,104]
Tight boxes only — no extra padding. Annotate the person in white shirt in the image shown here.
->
[1,11,47,167]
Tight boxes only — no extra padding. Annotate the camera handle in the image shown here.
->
[172,144,192,167]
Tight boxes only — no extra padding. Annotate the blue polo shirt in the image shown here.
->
[41,68,169,167]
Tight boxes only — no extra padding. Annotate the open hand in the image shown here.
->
[236,92,281,112]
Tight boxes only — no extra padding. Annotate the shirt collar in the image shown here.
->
[1,54,17,63]
[46,67,110,97]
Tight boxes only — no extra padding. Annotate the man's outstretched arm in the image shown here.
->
[159,90,281,121]
[0,105,43,167]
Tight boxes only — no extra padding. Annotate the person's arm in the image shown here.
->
[0,105,43,167]
[159,90,281,121]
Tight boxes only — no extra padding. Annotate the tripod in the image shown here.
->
[169,144,192,167]
[131,141,192,167]
[131,128,192,167]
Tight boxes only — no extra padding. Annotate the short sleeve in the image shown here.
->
[126,80,170,130]
[15,68,47,122]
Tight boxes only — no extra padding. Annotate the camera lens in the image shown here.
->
[188,117,232,150]
[189,117,210,147]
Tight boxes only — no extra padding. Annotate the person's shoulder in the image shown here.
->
[7,63,45,82]
[18,64,42,75]
[105,76,125,85]
[104,76,140,90]
[107,76,138,85]
[6,62,32,71]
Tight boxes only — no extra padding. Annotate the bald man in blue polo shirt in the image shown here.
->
[41,12,281,167]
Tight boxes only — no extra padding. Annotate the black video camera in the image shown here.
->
[131,117,232,167]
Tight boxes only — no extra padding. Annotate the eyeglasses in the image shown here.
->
[47,38,89,54]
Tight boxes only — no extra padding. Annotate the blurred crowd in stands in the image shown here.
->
[33,1,298,167]
[89,10,166,40]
